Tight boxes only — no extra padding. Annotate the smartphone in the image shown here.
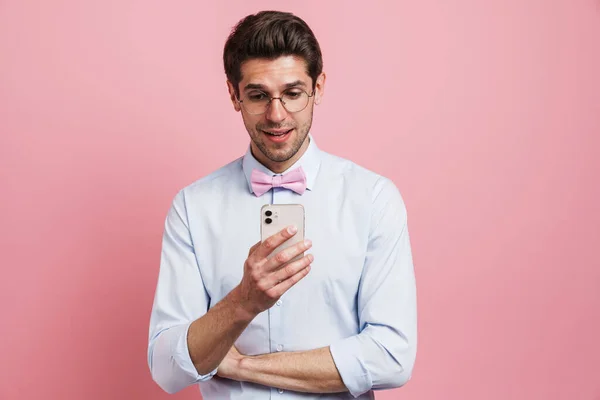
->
[260,204,305,264]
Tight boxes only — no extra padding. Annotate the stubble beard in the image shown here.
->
[247,112,312,164]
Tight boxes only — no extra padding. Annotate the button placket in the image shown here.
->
[269,186,293,396]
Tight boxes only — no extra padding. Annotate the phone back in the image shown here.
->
[260,204,305,262]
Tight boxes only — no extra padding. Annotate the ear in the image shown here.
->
[227,81,242,112]
[313,72,326,105]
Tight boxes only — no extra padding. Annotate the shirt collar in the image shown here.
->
[242,133,321,195]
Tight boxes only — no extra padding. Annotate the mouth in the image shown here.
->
[261,128,294,143]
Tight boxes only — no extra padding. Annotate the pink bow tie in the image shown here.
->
[250,166,307,197]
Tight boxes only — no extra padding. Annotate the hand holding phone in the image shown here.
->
[234,204,312,318]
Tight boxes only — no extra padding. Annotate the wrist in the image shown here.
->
[218,349,250,381]
[228,285,258,323]
[236,354,254,382]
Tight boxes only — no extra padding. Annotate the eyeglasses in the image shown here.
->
[237,89,315,115]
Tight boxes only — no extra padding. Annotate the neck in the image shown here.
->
[252,136,310,173]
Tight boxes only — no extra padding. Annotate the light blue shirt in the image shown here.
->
[147,135,417,399]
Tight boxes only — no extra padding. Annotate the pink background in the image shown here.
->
[1,1,599,399]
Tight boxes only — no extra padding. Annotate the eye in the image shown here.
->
[283,90,303,100]
[247,92,268,101]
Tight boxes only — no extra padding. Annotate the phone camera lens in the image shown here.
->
[265,218,272,224]
[265,210,272,217]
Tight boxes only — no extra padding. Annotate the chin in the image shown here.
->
[267,149,296,163]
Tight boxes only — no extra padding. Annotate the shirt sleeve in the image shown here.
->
[147,190,217,394]
[329,177,418,398]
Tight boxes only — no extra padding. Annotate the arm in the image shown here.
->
[148,190,244,393]
[328,177,418,397]
[220,346,347,394]
[148,190,313,394]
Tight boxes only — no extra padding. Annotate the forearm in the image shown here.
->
[188,285,255,375]
[236,346,347,394]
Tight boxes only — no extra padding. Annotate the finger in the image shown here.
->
[266,264,311,298]
[253,225,299,260]
[268,254,313,286]
[248,240,261,257]
[264,239,312,272]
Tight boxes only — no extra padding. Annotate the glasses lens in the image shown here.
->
[243,92,270,115]
[281,90,309,113]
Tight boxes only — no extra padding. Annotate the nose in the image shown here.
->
[265,98,287,123]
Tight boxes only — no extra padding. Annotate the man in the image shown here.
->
[148,10,417,399]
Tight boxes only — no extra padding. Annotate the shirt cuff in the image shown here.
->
[173,323,218,382]
[329,336,373,398]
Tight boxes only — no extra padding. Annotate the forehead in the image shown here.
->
[239,56,311,90]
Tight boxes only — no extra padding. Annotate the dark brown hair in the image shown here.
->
[223,11,323,97]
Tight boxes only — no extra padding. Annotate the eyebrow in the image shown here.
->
[243,80,307,92]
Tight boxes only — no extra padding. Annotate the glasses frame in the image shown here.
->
[237,88,315,115]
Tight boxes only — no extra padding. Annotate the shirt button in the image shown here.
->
[278,388,284,394]
[276,300,282,306]
[276,344,283,351]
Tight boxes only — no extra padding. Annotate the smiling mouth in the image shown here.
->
[262,129,293,136]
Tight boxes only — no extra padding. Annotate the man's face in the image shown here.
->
[228,56,325,171]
